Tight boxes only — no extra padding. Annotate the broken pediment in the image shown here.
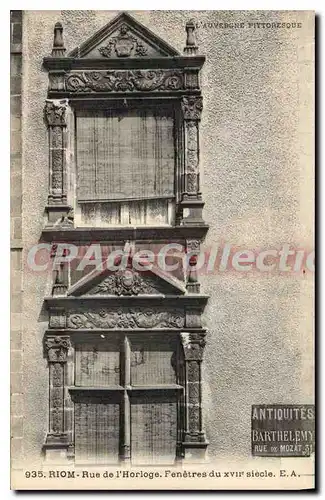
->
[67,266,186,297]
[68,12,180,59]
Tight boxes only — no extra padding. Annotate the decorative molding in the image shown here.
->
[67,307,185,329]
[44,99,68,126]
[98,24,148,58]
[45,335,71,362]
[181,96,203,121]
[186,121,199,174]
[65,70,184,93]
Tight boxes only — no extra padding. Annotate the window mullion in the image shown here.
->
[121,335,131,463]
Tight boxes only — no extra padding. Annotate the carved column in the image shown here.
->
[180,96,204,225]
[180,332,208,461]
[44,336,71,457]
[50,244,69,296]
[44,99,72,225]
[186,239,201,293]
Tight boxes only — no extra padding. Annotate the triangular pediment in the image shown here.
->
[68,12,180,59]
[67,265,186,297]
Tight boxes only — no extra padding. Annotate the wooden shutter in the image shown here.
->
[76,109,175,202]
[131,393,178,464]
[75,342,120,387]
[74,395,120,464]
[130,335,177,386]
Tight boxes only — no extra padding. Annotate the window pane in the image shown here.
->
[131,393,177,464]
[74,396,120,464]
[77,199,172,226]
[130,335,177,385]
[75,342,120,387]
[76,109,175,203]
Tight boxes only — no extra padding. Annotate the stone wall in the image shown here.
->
[10,10,23,467]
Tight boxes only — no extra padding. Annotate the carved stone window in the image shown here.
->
[70,334,182,465]
[43,12,206,230]
[42,12,209,465]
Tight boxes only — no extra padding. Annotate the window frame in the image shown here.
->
[67,98,184,228]
[68,332,185,465]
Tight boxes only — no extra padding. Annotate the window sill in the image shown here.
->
[41,224,209,243]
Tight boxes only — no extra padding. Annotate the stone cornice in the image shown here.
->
[43,56,205,71]
[45,294,209,308]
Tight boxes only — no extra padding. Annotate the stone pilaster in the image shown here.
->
[180,96,205,225]
[44,99,72,225]
[43,336,71,459]
[180,332,208,461]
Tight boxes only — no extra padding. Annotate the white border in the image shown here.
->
[2,2,321,498]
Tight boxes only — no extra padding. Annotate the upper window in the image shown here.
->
[74,105,176,227]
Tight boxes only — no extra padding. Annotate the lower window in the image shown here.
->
[70,334,183,465]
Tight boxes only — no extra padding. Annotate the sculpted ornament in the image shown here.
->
[45,336,70,362]
[65,70,184,93]
[87,269,170,296]
[44,99,68,126]
[67,307,184,329]
[98,24,148,58]
[181,96,203,120]
[187,172,198,193]
[52,363,64,386]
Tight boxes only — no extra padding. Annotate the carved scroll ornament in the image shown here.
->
[65,70,184,93]
[67,307,184,329]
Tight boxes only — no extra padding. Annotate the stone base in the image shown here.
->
[181,198,205,225]
[182,441,209,463]
[42,433,73,463]
[45,204,73,227]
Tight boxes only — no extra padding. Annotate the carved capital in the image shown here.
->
[186,239,201,254]
[45,336,70,362]
[181,332,206,361]
[44,99,69,126]
[181,96,203,121]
